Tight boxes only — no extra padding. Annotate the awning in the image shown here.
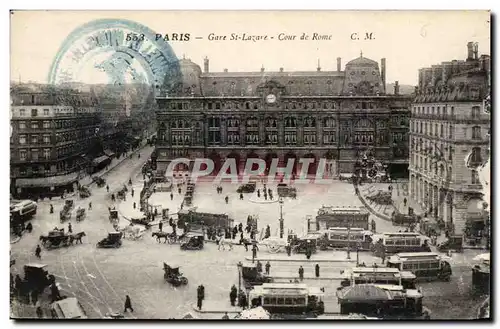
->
[16,172,79,188]
[92,155,110,166]
[103,149,116,158]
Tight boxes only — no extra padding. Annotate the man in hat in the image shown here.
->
[124,295,134,312]
[265,261,271,275]
[229,285,238,306]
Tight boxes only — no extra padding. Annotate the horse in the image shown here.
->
[152,231,170,243]
[69,232,86,244]
[216,236,234,251]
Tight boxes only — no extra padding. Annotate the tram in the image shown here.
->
[340,267,417,290]
[249,283,325,316]
[318,227,373,250]
[372,232,431,256]
[386,252,452,281]
[316,206,370,230]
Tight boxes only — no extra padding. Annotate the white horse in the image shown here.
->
[216,236,235,251]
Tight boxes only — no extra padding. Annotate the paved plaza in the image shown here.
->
[10,153,488,319]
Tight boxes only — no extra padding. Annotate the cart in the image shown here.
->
[163,263,188,286]
[76,208,86,222]
[180,234,204,250]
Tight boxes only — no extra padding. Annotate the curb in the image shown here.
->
[272,275,343,280]
[245,256,357,263]
[191,304,241,314]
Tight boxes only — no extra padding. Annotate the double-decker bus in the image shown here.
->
[386,252,452,281]
[10,199,37,223]
[372,232,431,256]
[249,283,325,316]
[340,267,417,290]
[318,227,373,250]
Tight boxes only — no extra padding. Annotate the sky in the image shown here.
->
[10,10,490,86]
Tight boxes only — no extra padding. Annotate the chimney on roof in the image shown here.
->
[394,81,400,95]
[381,58,386,89]
[204,57,209,73]
[224,68,228,72]
[337,57,341,72]
[279,67,284,72]
[261,66,265,72]
[317,59,321,71]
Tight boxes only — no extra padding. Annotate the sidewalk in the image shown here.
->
[391,181,426,216]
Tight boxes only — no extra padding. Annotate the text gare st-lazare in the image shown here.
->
[207,33,335,41]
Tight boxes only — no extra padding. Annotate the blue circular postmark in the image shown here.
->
[48,18,181,114]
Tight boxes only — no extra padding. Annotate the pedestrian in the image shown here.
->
[31,289,39,305]
[265,261,271,275]
[170,193,173,201]
[229,285,237,306]
[159,221,163,232]
[265,225,271,239]
[257,190,260,198]
[225,196,229,204]
[128,178,132,185]
[239,193,243,200]
[50,204,54,214]
[222,312,229,319]
[315,264,320,278]
[68,223,72,234]
[264,194,267,201]
[286,242,291,256]
[178,187,182,194]
[35,245,42,259]
[238,291,247,309]
[124,295,134,312]
[133,202,137,210]
[403,197,407,207]
[88,202,92,210]
[238,223,243,233]
[299,266,304,281]
[197,286,203,310]
[111,193,115,202]
[131,189,134,197]
[256,260,262,273]
[35,300,43,318]
[252,243,258,262]
[106,185,109,192]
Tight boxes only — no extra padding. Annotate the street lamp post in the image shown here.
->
[279,197,284,239]
[346,222,351,260]
[237,261,242,296]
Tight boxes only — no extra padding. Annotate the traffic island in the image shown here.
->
[191,300,242,314]
[245,255,357,263]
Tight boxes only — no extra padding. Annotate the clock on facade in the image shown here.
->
[266,94,277,104]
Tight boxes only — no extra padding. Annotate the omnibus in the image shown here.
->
[10,200,37,223]
[337,284,424,318]
[372,232,431,256]
[316,206,369,230]
[340,267,417,290]
[386,252,452,281]
[318,227,373,250]
[249,283,325,315]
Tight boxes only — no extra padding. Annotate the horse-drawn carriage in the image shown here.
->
[96,232,123,248]
[92,176,106,188]
[79,186,91,199]
[117,187,127,201]
[291,235,318,255]
[163,263,188,286]
[237,182,257,194]
[180,233,204,250]
[76,207,86,222]
[366,190,392,205]
[130,216,152,229]
[59,200,74,223]
[391,211,418,226]
[40,229,71,249]
[277,183,297,198]
[23,263,54,294]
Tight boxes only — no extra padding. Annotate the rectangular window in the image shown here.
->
[43,108,50,116]
[19,135,26,144]
[32,149,39,161]
[43,121,50,129]
[31,109,38,117]
[31,135,38,144]
[43,135,50,144]
[471,170,480,184]
[472,106,481,119]
[31,121,39,129]
[19,121,26,129]
[19,109,26,117]
[472,126,481,139]
[43,149,51,160]
[19,149,27,161]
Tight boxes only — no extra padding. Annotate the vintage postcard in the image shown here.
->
[9,10,491,320]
